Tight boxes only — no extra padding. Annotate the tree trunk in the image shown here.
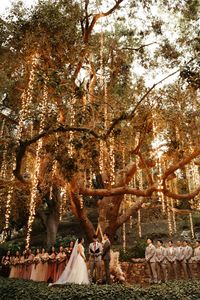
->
[46,213,60,247]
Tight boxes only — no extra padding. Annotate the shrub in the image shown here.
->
[119,239,146,261]
[0,277,200,300]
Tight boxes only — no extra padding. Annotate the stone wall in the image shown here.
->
[120,261,200,284]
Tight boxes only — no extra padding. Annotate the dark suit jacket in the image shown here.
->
[102,239,111,261]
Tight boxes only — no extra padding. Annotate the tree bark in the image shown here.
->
[46,213,60,247]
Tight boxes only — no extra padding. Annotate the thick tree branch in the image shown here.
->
[116,199,144,227]
[84,0,124,43]
[80,185,157,197]
[13,125,99,182]
[103,68,180,139]
[165,186,200,200]
[137,152,154,185]
[73,0,124,82]
[162,147,200,187]
[121,42,157,51]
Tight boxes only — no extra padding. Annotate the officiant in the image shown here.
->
[89,234,103,283]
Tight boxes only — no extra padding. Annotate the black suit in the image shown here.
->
[102,239,111,284]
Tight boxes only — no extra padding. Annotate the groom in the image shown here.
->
[89,234,102,283]
[102,232,111,284]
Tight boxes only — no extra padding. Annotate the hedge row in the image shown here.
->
[0,277,200,300]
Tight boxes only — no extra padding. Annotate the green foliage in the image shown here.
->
[54,234,77,249]
[0,240,24,257]
[119,240,146,261]
[1,277,200,300]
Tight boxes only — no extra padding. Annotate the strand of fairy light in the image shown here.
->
[0,145,8,178]
[0,119,7,177]
[59,184,68,221]
[26,84,48,248]
[137,168,143,238]
[109,135,115,185]
[157,157,166,213]
[4,160,15,232]
[166,197,173,236]
[170,180,177,233]
[191,162,200,210]
[3,53,40,238]
[18,53,40,139]
[68,98,76,157]
[0,118,5,137]
[152,110,166,213]
[99,23,105,176]
[189,213,195,239]
[122,148,126,251]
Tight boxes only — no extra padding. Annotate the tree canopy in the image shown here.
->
[0,0,200,246]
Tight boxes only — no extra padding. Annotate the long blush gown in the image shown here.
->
[47,252,57,283]
[55,251,67,281]
[9,257,20,278]
[30,254,41,281]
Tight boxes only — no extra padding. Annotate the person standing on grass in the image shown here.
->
[145,238,157,284]
[102,232,111,284]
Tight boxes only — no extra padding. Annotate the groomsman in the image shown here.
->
[145,238,157,284]
[176,240,187,279]
[102,232,111,284]
[192,240,200,277]
[165,240,177,280]
[89,234,102,283]
[155,240,167,283]
[183,240,193,279]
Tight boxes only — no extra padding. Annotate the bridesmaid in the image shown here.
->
[1,250,11,277]
[55,246,67,281]
[9,251,20,279]
[30,248,41,281]
[22,250,29,279]
[47,246,57,283]
[40,248,49,281]
[25,249,34,280]
[19,250,26,279]
[66,241,75,260]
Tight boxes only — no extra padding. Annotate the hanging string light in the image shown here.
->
[17,53,40,140]
[157,157,166,213]
[129,215,133,229]
[59,185,68,221]
[0,118,5,137]
[137,169,143,237]
[4,159,15,233]
[138,209,142,238]
[166,197,173,236]
[26,83,48,248]
[68,98,76,157]
[167,178,177,234]
[99,139,104,174]
[170,197,177,233]
[189,213,195,239]
[151,110,166,212]
[122,197,126,252]
[0,145,8,179]
[2,53,40,241]
[109,135,115,185]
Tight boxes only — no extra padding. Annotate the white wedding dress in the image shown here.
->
[50,240,90,285]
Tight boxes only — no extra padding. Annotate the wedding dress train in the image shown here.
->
[50,240,90,285]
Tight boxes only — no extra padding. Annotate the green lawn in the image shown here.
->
[0,277,200,300]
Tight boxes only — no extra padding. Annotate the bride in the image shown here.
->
[50,237,90,285]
